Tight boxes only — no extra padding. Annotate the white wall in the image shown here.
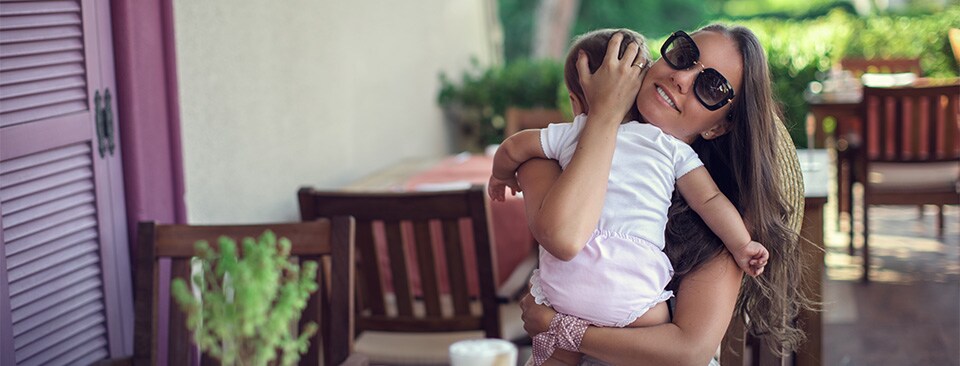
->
[174,0,499,224]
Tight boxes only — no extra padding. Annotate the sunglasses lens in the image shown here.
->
[663,34,697,69]
[696,69,731,105]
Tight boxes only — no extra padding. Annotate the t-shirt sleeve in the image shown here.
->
[539,115,584,160]
[674,142,704,179]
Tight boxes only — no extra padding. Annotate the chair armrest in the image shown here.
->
[496,252,537,302]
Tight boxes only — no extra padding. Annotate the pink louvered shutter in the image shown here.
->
[0,0,132,364]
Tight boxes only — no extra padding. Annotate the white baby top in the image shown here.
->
[530,114,704,327]
[540,114,703,248]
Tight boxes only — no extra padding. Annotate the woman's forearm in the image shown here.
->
[531,112,622,260]
[526,34,643,260]
[580,323,704,365]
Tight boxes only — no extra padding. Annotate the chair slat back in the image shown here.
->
[298,185,501,338]
[134,218,355,366]
[863,84,960,163]
[840,57,922,78]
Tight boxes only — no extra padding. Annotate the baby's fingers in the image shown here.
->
[487,183,503,201]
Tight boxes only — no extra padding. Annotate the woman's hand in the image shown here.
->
[519,293,557,336]
[577,32,646,123]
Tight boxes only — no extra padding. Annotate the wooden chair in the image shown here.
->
[839,57,923,79]
[849,84,960,282]
[504,107,565,138]
[131,218,365,366]
[297,185,526,364]
[834,57,925,225]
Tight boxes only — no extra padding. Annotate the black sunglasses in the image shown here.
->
[661,31,735,111]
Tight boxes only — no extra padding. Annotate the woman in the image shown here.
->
[516,24,813,365]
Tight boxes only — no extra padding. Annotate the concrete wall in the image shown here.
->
[173,0,499,223]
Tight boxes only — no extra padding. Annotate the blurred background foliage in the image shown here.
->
[438,58,564,146]
[440,0,958,147]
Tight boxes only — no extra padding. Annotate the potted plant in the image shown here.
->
[170,230,319,366]
[438,57,566,152]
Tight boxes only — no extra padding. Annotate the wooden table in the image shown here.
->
[796,149,829,366]
[806,94,861,148]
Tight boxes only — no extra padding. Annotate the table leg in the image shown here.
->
[796,201,825,366]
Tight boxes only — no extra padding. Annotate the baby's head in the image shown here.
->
[564,28,650,120]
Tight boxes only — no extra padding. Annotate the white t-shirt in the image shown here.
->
[531,114,704,327]
[539,114,703,249]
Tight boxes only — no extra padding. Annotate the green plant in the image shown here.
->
[438,57,564,147]
[171,231,319,366]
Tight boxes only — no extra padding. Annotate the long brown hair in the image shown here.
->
[663,23,815,355]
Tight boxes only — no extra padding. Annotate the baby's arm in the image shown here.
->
[488,129,548,201]
[676,167,769,276]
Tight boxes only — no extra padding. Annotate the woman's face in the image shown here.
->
[636,31,743,144]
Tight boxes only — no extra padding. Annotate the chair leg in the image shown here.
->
[837,156,847,227]
[862,203,870,283]
[848,214,856,256]
[937,205,944,237]
[848,181,856,256]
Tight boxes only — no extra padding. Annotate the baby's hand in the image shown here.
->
[488,175,521,202]
[734,240,769,277]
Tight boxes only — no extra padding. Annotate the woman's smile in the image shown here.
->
[655,83,679,112]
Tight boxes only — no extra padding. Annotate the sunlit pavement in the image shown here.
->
[823,180,959,365]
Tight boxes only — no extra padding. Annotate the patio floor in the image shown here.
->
[823,197,959,366]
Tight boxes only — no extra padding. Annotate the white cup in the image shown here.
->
[449,339,518,366]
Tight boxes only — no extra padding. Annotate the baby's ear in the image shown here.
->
[569,92,585,115]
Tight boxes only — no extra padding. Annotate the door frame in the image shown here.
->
[110,0,186,357]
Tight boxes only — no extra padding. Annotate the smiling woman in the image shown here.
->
[514,24,814,366]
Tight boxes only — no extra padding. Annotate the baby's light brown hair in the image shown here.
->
[563,28,649,121]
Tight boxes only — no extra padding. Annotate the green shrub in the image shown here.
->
[438,58,564,145]
[844,8,960,78]
[170,231,319,366]
[737,9,856,145]
[737,8,958,146]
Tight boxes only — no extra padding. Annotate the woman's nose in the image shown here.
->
[670,67,699,94]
